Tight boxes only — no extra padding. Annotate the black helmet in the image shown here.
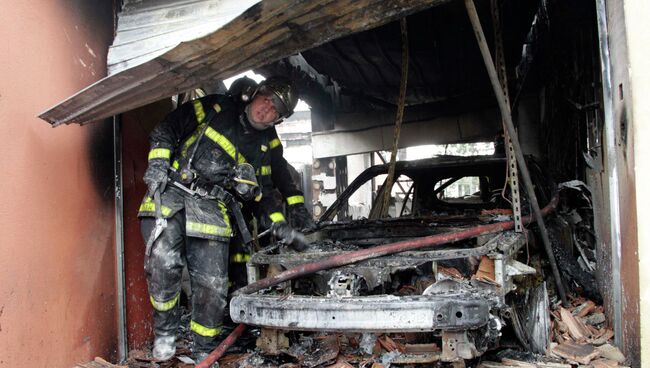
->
[254,76,298,120]
[228,76,258,103]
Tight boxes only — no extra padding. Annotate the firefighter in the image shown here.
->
[138,76,308,363]
[225,77,316,271]
[227,77,314,231]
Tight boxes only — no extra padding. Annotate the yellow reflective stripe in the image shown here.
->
[230,253,252,263]
[269,138,281,149]
[150,292,180,312]
[180,121,207,159]
[172,160,180,170]
[190,320,221,337]
[204,126,247,164]
[148,148,171,160]
[286,195,305,205]
[218,201,230,229]
[257,165,272,176]
[139,197,172,216]
[233,178,258,187]
[192,100,205,123]
[180,101,222,159]
[269,212,286,223]
[187,221,232,237]
[180,128,201,158]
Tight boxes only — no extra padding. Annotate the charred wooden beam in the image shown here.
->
[41,0,451,126]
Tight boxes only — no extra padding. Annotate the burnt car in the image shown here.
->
[230,155,566,361]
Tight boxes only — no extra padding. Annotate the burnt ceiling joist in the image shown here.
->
[258,0,542,132]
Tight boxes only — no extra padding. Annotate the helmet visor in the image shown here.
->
[257,86,289,118]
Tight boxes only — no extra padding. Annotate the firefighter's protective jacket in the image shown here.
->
[267,128,308,209]
[138,94,298,240]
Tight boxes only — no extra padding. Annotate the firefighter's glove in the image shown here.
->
[272,222,308,251]
[288,204,317,232]
[143,159,169,196]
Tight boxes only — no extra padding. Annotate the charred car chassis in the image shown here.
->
[230,156,557,360]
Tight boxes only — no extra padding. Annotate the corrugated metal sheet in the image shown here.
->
[39,0,448,126]
[108,0,259,75]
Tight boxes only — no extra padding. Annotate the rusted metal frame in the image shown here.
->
[464,0,568,306]
[491,0,523,233]
[234,194,558,296]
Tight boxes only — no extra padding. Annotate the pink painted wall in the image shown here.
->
[0,2,117,367]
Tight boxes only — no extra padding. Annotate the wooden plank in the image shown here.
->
[41,0,451,126]
[559,307,591,342]
[573,300,596,318]
[499,358,536,367]
[596,344,626,363]
[589,328,614,345]
[473,255,496,282]
[591,358,620,368]
[551,341,601,365]
[377,335,405,353]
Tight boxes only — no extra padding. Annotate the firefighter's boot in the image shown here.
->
[153,335,176,361]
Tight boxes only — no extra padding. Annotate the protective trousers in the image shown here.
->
[141,211,229,353]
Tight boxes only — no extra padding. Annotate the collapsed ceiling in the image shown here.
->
[259,0,542,129]
[39,0,550,155]
[38,0,450,126]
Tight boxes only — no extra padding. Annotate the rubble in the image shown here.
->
[81,293,626,368]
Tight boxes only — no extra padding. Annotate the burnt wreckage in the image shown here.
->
[230,156,598,361]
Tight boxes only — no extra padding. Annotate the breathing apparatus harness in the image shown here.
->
[171,106,260,246]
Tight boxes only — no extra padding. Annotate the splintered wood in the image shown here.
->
[547,296,626,367]
[558,307,591,342]
[473,255,496,282]
[480,295,627,368]
[551,341,600,364]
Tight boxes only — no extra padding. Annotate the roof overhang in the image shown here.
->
[39,0,449,126]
